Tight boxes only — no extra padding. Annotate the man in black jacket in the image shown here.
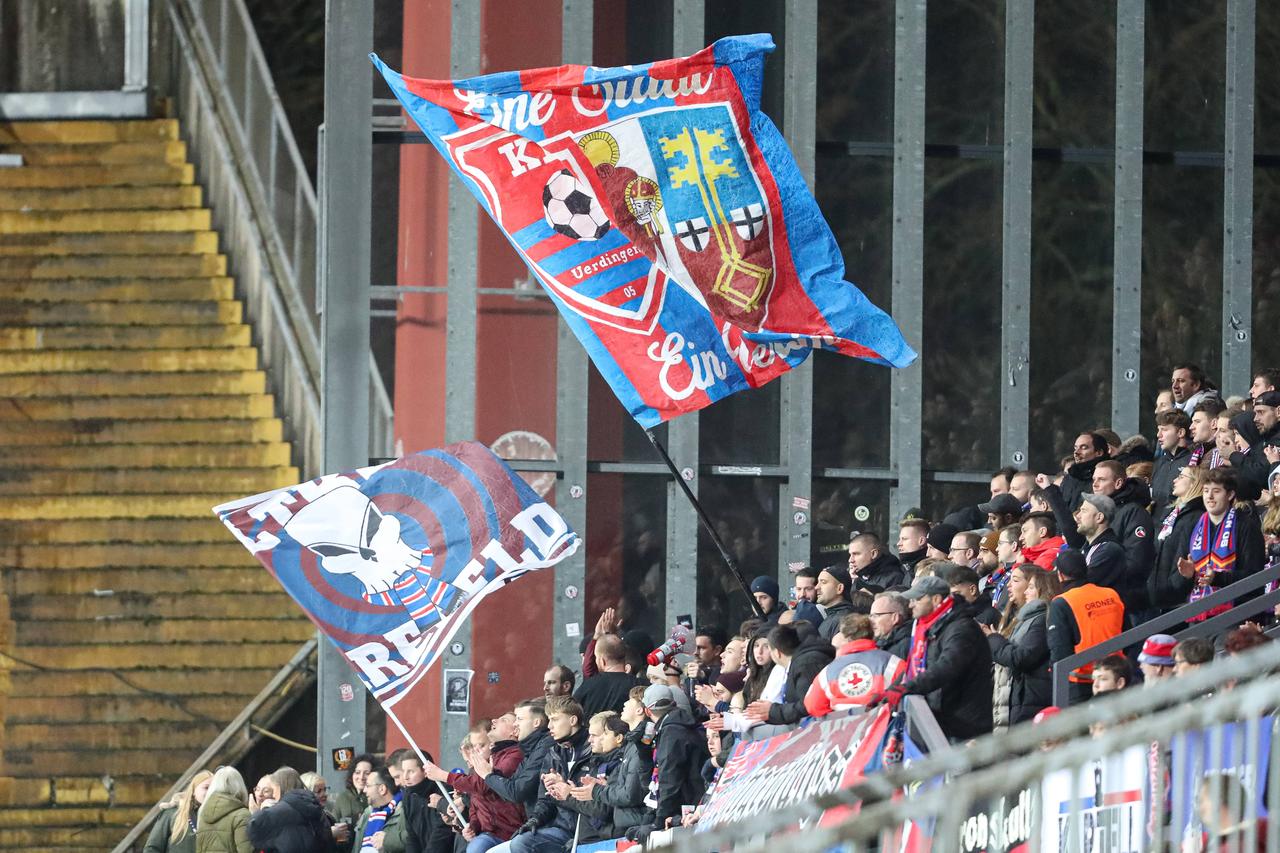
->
[501,696,593,853]
[399,753,457,853]
[1046,462,1155,614]
[816,565,856,640]
[743,622,836,728]
[573,634,643,718]
[871,592,912,658]
[475,699,554,816]
[1041,481,1129,600]
[1152,410,1193,519]
[1061,432,1110,511]
[876,573,993,742]
[847,532,908,593]
[641,684,707,830]
[1229,391,1280,499]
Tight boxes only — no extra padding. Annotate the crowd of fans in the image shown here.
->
[143,365,1280,853]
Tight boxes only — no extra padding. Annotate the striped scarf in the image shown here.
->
[1187,509,1237,622]
[360,792,400,852]
[907,596,953,678]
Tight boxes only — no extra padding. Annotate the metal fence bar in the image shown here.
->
[1111,0,1144,437]
[664,0,703,628]
[779,0,817,578]
[440,0,483,771]
[888,0,927,524]
[680,640,1280,853]
[1051,561,1280,706]
[1222,0,1256,394]
[1000,0,1033,470]
[552,0,591,670]
[316,0,372,787]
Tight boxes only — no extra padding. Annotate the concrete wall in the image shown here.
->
[0,0,127,92]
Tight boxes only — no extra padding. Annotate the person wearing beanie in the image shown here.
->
[1137,633,1177,684]
[815,565,855,641]
[1046,549,1124,705]
[749,576,783,624]
[925,523,960,561]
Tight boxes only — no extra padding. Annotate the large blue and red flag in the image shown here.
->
[213,442,578,708]
[372,33,915,427]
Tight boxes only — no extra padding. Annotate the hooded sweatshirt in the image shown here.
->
[247,790,336,853]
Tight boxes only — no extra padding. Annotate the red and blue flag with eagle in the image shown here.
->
[213,442,579,707]
[372,33,916,427]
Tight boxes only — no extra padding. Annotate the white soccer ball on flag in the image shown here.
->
[542,169,611,241]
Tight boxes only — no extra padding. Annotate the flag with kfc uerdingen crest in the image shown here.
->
[372,33,915,427]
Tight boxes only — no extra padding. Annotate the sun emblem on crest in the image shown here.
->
[578,131,620,168]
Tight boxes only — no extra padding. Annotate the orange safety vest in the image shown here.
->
[1060,583,1125,683]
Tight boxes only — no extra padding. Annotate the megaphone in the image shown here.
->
[647,624,693,666]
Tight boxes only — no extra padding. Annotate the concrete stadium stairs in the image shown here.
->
[0,119,310,851]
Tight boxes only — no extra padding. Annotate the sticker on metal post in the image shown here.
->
[338,683,355,702]
[566,622,581,638]
[332,747,355,772]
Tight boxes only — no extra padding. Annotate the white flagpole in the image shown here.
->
[385,705,469,827]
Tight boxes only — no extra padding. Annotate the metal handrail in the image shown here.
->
[1050,561,1280,707]
[111,639,318,853]
[166,0,393,473]
[673,637,1280,853]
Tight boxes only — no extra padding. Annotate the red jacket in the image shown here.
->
[446,741,526,839]
[803,639,906,718]
[1021,536,1066,570]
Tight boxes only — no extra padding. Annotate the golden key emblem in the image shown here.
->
[660,127,771,311]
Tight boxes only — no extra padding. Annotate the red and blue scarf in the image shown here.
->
[907,596,953,678]
[1187,509,1237,622]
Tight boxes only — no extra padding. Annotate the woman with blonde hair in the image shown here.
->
[981,565,1060,726]
[196,766,252,853]
[1149,465,1209,611]
[144,770,212,853]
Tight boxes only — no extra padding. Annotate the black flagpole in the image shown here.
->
[645,429,767,619]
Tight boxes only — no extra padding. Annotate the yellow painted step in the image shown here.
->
[3,749,204,778]
[0,185,203,212]
[0,162,193,189]
[11,667,277,698]
[5,686,244,722]
[0,441,290,469]
[0,208,210,234]
[0,774,172,807]
[19,618,314,646]
[0,806,147,830]
[9,566,276,595]
[0,466,297,496]
[0,523,241,548]
[0,140,187,166]
[6,642,299,671]
[0,493,256,520]
[0,299,242,326]
[0,346,256,374]
[0,119,179,144]
[0,417,282,446]
[7,722,219,753]
[0,824,133,847]
[0,393,274,421]
[0,323,251,351]
[0,277,233,302]
[0,253,226,278]
[0,370,265,397]
[12,593,295,622]
[0,230,218,256]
